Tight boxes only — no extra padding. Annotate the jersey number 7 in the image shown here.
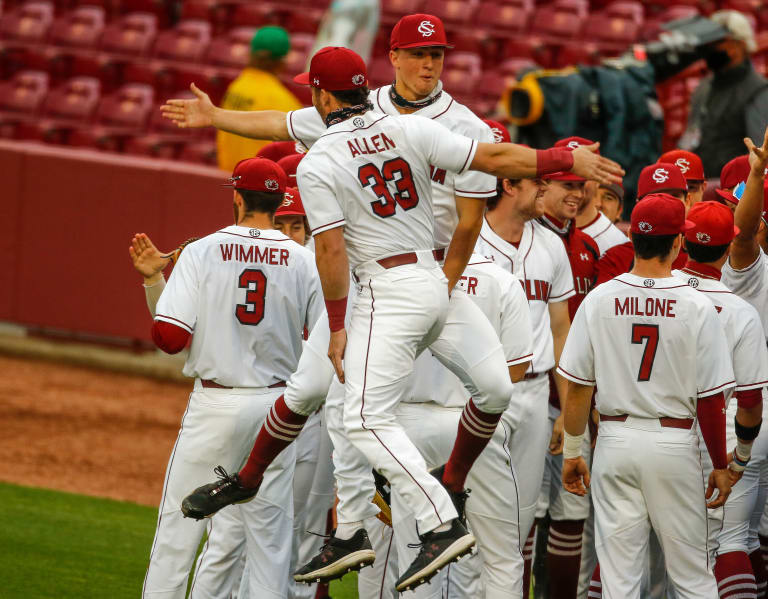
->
[236,268,267,326]
[358,157,419,218]
[631,323,659,382]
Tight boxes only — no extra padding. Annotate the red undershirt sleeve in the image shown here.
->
[151,320,190,354]
[697,391,728,469]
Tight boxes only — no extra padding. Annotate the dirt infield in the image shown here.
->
[1,354,189,506]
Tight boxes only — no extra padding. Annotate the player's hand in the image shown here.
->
[160,83,215,129]
[744,126,768,175]
[570,143,625,186]
[549,413,564,455]
[562,456,590,496]
[129,233,170,282]
[706,468,732,509]
[328,328,347,384]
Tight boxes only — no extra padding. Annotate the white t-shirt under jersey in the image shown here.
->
[297,111,478,268]
[475,217,574,373]
[286,85,496,249]
[155,226,324,387]
[558,273,735,419]
[579,211,627,256]
[408,254,534,407]
[722,251,768,339]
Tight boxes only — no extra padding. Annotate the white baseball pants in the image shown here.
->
[592,417,718,599]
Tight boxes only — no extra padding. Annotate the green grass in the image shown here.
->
[0,481,357,598]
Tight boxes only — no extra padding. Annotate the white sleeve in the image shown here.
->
[723,254,768,302]
[733,305,768,391]
[154,249,199,333]
[285,108,326,150]
[407,116,478,175]
[453,125,497,199]
[549,240,576,303]
[297,159,345,235]
[500,276,534,365]
[557,301,596,385]
[696,304,736,398]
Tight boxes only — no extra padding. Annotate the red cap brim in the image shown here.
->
[715,188,739,205]
[683,219,696,231]
[293,72,311,86]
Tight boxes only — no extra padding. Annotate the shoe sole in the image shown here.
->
[181,495,256,520]
[293,549,376,583]
[394,533,475,592]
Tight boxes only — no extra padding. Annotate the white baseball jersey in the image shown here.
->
[408,254,534,407]
[579,211,627,256]
[286,86,496,249]
[722,251,768,339]
[155,226,324,387]
[475,217,575,373]
[558,273,735,418]
[673,266,768,396]
[297,111,479,268]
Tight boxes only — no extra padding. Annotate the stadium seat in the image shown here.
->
[207,27,257,69]
[582,13,640,48]
[444,51,482,77]
[496,56,538,79]
[381,0,425,25]
[43,76,101,122]
[121,0,173,28]
[368,56,394,88]
[123,133,181,158]
[0,1,55,43]
[0,69,49,115]
[531,0,587,40]
[477,69,512,103]
[503,37,555,69]
[100,12,158,57]
[49,5,106,48]
[640,5,700,41]
[556,42,603,67]
[285,8,326,35]
[475,2,532,36]
[153,20,212,62]
[282,33,315,77]
[230,3,280,28]
[422,0,478,26]
[179,139,218,165]
[604,1,645,25]
[95,82,154,128]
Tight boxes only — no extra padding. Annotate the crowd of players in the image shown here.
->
[128,11,768,599]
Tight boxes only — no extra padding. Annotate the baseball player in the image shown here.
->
[274,187,310,245]
[559,193,735,599]
[138,157,325,599]
[595,162,692,286]
[179,45,621,593]
[658,149,708,205]
[672,200,768,599]
[474,165,576,595]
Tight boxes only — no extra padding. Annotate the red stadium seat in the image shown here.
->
[604,1,645,25]
[153,20,212,62]
[179,139,218,165]
[0,70,49,114]
[282,34,316,77]
[124,133,181,158]
[641,5,700,41]
[95,82,154,128]
[422,0,478,26]
[43,76,101,122]
[100,12,158,57]
[444,52,482,77]
[531,1,587,40]
[49,5,106,49]
[285,8,326,34]
[381,0,425,25]
[441,69,480,96]
[496,57,538,79]
[0,1,55,43]
[230,3,280,28]
[503,37,555,69]
[477,69,512,102]
[207,27,257,69]
[582,13,640,48]
[556,42,603,67]
[476,2,532,36]
[368,57,394,88]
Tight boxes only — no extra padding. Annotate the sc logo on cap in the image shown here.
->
[352,74,365,86]
[638,221,653,233]
[696,232,711,244]
[491,128,503,143]
[652,168,669,184]
[675,158,690,174]
[418,20,435,36]
[567,141,581,149]
[265,179,279,191]
[282,192,294,206]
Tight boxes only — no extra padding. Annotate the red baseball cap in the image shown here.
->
[275,187,305,217]
[225,157,287,193]
[483,119,511,144]
[637,163,687,199]
[685,201,739,246]
[256,141,301,162]
[390,14,452,50]
[715,155,751,204]
[631,193,695,236]
[277,153,304,184]
[542,137,596,182]
[555,136,596,151]
[294,46,368,91]
[658,149,705,182]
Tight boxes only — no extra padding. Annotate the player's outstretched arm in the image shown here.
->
[160,83,291,140]
[731,126,768,269]
[470,142,624,186]
[129,233,169,283]
[561,381,593,495]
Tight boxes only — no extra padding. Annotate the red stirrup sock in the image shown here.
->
[522,524,535,597]
[238,395,307,488]
[715,551,756,599]
[589,564,602,598]
[442,399,501,492]
[547,519,585,599]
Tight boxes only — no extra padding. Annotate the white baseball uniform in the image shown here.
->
[143,226,323,599]
[297,109,512,533]
[722,251,768,339]
[579,211,627,256]
[557,272,735,599]
[474,216,575,544]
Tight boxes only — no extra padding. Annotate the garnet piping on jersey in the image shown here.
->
[454,188,497,197]
[457,139,477,175]
[727,253,763,274]
[614,278,689,291]
[508,352,534,366]
[549,288,576,301]
[698,380,737,398]
[288,111,310,150]
[311,218,346,236]
[317,113,390,141]
[556,365,596,385]
[218,230,296,242]
[155,313,194,334]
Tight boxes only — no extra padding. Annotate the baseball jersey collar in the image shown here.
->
[221,225,291,241]
[680,260,723,281]
[616,272,687,288]
[374,84,454,120]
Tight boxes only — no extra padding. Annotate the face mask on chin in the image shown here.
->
[705,49,732,72]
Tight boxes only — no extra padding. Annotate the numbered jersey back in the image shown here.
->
[297,111,479,268]
[155,226,323,387]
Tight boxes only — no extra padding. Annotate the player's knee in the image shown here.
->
[283,385,324,416]
[474,377,513,414]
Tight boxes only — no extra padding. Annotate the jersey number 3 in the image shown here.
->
[631,324,659,381]
[236,268,267,326]
[358,158,419,218]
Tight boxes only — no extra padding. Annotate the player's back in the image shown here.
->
[156,226,323,387]
[577,273,730,418]
[298,110,480,268]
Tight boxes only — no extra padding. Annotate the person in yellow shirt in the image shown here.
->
[216,26,303,171]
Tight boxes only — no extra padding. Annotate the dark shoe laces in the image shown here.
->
[211,466,238,492]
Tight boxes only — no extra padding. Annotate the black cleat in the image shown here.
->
[395,519,475,593]
[181,465,259,520]
[293,529,376,583]
[429,464,470,525]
